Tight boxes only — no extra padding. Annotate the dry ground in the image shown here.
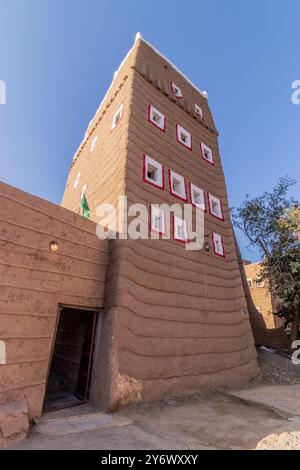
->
[9,348,300,451]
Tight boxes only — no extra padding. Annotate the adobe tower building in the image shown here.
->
[61,34,258,408]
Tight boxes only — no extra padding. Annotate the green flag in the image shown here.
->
[81,192,90,219]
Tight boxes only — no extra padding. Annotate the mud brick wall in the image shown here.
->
[62,37,258,408]
[0,182,109,418]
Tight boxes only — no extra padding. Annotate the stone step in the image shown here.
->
[34,412,132,436]
[0,401,29,448]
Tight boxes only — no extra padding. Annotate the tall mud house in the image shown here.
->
[0,34,258,427]
[61,34,258,406]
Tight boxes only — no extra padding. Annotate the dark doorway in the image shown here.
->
[44,307,98,412]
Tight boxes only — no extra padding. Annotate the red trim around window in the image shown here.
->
[176,124,193,151]
[212,232,226,258]
[168,169,188,202]
[189,183,207,212]
[195,104,203,120]
[147,105,166,132]
[170,81,183,99]
[207,193,224,221]
[172,214,189,244]
[150,206,167,236]
[200,143,215,166]
[110,104,124,133]
[143,155,165,191]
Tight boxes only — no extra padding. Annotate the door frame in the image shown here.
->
[43,304,100,411]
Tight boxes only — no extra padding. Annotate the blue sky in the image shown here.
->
[0,0,299,261]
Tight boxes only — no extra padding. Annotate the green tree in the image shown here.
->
[232,177,300,351]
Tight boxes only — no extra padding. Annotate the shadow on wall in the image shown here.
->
[234,237,289,351]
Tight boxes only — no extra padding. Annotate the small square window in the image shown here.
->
[212,232,225,257]
[169,170,187,201]
[201,143,214,165]
[90,136,98,152]
[176,124,192,150]
[190,183,206,211]
[256,277,265,288]
[247,278,253,289]
[148,105,166,131]
[195,104,203,119]
[173,216,188,242]
[208,193,224,221]
[143,155,164,189]
[111,104,123,131]
[171,82,183,99]
[151,206,166,235]
[73,171,80,189]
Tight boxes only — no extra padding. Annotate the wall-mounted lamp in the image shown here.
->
[204,242,210,252]
[49,240,59,253]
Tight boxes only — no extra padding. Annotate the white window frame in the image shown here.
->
[176,124,192,150]
[81,183,87,200]
[195,103,203,119]
[148,105,166,131]
[171,82,183,99]
[208,193,224,221]
[190,183,206,211]
[151,206,166,235]
[73,171,81,189]
[143,155,164,189]
[201,143,214,165]
[173,215,188,242]
[256,277,265,288]
[169,169,187,201]
[212,232,225,258]
[247,278,253,289]
[90,136,98,152]
[111,103,123,131]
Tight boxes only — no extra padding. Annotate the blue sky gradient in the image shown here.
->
[0,0,299,261]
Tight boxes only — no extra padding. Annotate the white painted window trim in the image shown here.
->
[201,143,214,165]
[256,278,265,288]
[173,216,188,242]
[212,232,225,257]
[169,169,187,201]
[143,155,164,189]
[151,206,166,235]
[73,171,81,189]
[195,103,203,119]
[81,184,87,200]
[176,124,192,150]
[208,193,224,221]
[90,136,98,152]
[190,183,206,211]
[148,105,166,131]
[111,103,124,131]
[171,82,183,98]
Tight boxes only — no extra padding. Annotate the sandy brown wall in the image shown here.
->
[236,246,288,350]
[0,182,109,418]
[107,40,258,406]
[60,37,258,409]
[61,44,138,223]
[244,263,279,328]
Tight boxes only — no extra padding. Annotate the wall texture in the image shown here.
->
[236,250,288,351]
[0,181,109,418]
[111,40,257,406]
